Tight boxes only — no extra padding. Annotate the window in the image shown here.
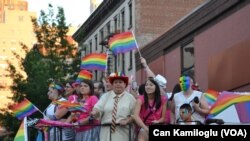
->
[181,42,195,78]
[106,22,111,36]
[88,40,92,54]
[95,35,98,51]
[122,54,125,73]
[99,29,104,52]
[128,51,133,70]
[114,56,117,72]
[95,70,98,81]
[128,1,132,28]
[114,16,118,33]
[121,10,125,32]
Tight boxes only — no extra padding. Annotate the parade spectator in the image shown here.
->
[64,79,78,99]
[177,103,194,125]
[133,78,167,141]
[44,82,72,141]
[94,81,105,98]
[102,73,115,92]
[140,57,169,96]
[63,79,79,140]
[171,74,210,124]
[69,79,100,141]
[91,72,136,141]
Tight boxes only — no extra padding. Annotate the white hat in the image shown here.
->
[154,74,167,88]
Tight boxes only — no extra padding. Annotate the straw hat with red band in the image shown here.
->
[108,72,129,86]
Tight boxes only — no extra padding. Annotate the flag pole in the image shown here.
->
[25,98,45,117]
[35,105,45,117]
[105,50,109,77]
[131,31,142,58]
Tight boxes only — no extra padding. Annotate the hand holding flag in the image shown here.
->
[52,100,87,112]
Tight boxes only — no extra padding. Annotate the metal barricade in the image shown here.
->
[28,123,134,141]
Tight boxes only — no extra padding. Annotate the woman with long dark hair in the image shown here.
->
[133,78,167,141]
[67,79,100,141]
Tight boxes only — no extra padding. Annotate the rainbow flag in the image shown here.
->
[14,117,27,141]
[204,89,219,107]
[81,53,107,71]
[10,98,38,120]
[76,70,93,82]
[53,100,87,112]
[207,91,250,119]
[108,31,137,55]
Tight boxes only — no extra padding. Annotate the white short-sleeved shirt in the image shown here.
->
[174,90,205,124]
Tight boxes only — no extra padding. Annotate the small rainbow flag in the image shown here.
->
[207,91,250,119]
[14,117,27,141]
[81,53,107,71]
[108,31,137,55]
[204,89,219,107]
[53,100,87,112]
[10,98,38,120]
[76,70,93,82]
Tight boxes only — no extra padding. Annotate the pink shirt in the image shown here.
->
[138,95,166,125]
[76,95,99,132]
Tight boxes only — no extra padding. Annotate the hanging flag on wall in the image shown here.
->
[10,98,39,120]
[81,53,107,71]
[108,31,137,55]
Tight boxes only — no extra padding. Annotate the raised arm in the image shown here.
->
[140,57,155,78]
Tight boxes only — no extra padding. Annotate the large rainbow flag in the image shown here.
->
[108,31,137,55]
[10,98,38,120]
[207,91,250,122]
[14,117,27,141]
[81,53,107,71]
[204,89,219,108]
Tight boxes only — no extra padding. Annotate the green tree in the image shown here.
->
[0,4,80,140]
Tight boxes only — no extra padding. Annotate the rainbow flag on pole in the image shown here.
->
[81,53,107,71]
[10,98,38,120]
[108,31,137,55]
[14,117,27,141]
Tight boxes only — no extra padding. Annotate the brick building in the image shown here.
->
[135,0,250,92]
[73,0,205,81]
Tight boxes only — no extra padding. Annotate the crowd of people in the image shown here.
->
[40,57,210,141]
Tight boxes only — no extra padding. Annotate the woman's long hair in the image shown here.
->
[144,78,162,110]
[79,79,95,99]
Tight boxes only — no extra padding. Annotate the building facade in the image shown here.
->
[0,0,36,108]
[135,0,250,92]
[73,0,205,81]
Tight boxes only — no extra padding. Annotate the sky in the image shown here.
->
[27,0,91,26]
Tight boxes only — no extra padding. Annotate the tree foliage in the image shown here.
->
[0,4,80,140]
